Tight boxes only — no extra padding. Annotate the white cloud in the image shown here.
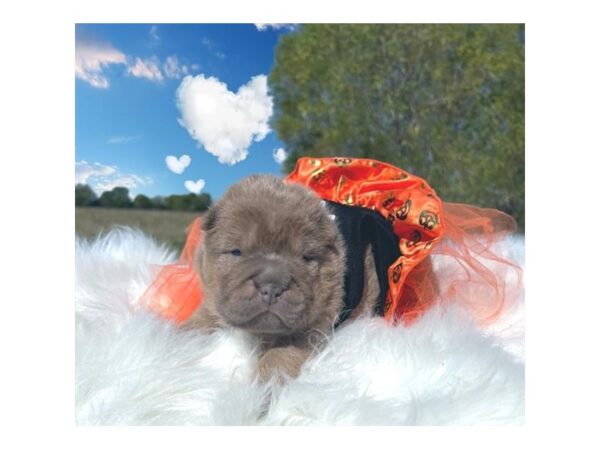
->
[163,55,189,79]
[165,154,191,174]
[176,74,273,165]
[149,25,160,46]
[75,38,179,87]
[95,175,151,194]
[75,40,127,88]
[255,23,298,32]
[273,147,288,165]
[75,160,152,195]
[75,161,117,184]
[201,38,226,60]
[184,179,205,194]
[127,57,163,82]
[107,135,141,144]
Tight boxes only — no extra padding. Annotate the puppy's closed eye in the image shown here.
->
[218,248,242,258]
[301,245,338,263]
[302,254,317,263]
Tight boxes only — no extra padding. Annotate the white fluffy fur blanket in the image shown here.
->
[75,228,524,425]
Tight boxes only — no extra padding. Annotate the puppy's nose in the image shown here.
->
[253,262,291,305]
[257,283,284,305]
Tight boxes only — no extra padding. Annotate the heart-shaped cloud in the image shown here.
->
[165,154,191,174]
[184,179,205,194]
[273,147,288,165]
[176,74,273,165]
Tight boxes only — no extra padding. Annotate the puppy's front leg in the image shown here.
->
[256,346,312,383]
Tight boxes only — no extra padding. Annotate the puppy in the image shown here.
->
[187,175,391,382]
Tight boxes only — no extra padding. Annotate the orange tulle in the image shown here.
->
[139,157,522,327]
[138,217,203,324]
[285,157,522,325]
[428,202,523,325]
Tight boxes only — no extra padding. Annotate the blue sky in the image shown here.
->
[75,23,296,199]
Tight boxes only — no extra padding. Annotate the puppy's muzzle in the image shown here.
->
[253,262,291,305]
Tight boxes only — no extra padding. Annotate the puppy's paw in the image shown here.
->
[256,346,311,384]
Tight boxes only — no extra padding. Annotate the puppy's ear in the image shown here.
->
[202,204,219,231]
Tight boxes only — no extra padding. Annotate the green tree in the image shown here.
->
[270,24,525,229]
[75,183,97,207]
[151,196,167,210]
[189,192,212,211]
[165,193,212,211]
[165,194,188,211]
[99,187,132,208]
[133,194,154,209]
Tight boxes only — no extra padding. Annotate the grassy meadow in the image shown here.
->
[75,207,202,251]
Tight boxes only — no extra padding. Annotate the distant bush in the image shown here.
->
[165,193,212,212]
[133,194,154,209]
[151,196,168,210]
[76,184,212,212]
[99,187,132,208]
[75,183,97,207]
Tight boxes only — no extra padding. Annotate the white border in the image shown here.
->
[3,0,599,448]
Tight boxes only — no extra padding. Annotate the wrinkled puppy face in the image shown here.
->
[197,175,346,336]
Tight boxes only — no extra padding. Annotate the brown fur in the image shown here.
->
[185,175,434,382]
[186,175,347,382]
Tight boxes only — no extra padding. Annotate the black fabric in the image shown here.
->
[325,201,401,326]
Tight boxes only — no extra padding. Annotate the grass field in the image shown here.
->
[75,208,203,251]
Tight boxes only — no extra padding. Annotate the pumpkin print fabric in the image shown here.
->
[285,157,445,322]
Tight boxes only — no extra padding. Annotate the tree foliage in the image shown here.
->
[75,184,212,212]
[99,187,132,208]
[133,194,154,209]
[270,24,524,229]
[75,183,98,207]
[165,192,212,212]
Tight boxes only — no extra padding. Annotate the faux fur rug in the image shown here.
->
[75,228,525,425]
